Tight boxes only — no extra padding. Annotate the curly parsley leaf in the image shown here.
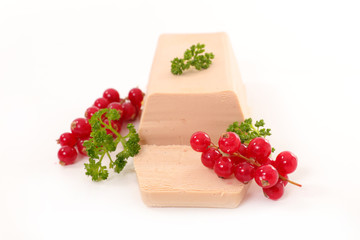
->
[171,43,214,75]
[83,108,141,181]
[84,158,109,181]
[227,118,275,152]
[113,124,140,173]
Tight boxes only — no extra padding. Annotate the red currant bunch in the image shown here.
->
[56,87,144,165]
[190,130,301,201]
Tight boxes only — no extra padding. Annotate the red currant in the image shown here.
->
[261,157,275,166]
[214,156,234,178]
[71,118,91,139]
[190,131,211,152]
[108,102,124,117]
[128,88,144,110]
[121,102,137,121]
[238,143,248,157]
[218,132,241,154]
[278,174,288,187]
[57,132,78,147]
[94,97,109,109]
[254,164,279,188]
[58,146,77,165]
[77,138,89,156]
[275,151,298,174]
[103,88,120,103]
[234,162,255,183]
[229,155,245,166]
[201,147,221,169]
[263,181,284,200]
[113,119,123,133]
[85,106,99,120]
[247,137,272,162]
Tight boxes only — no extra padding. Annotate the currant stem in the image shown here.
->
[279,175,302,187]
[119,97,129,104]
[209,143,219,149]
[232,151,302,187]
[233,152,261,167]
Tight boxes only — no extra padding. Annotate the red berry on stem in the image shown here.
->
[214,156,234,178]
[218,132,241,154]
[229,155,244,166]
[263,181,285,200]
[262,157,275,166]
[94,97,109,109]
[58,146,77,165]
[108,102,124,116]
[128,88,143,109]
[77,138,89,156]
[103,88,120,103]
[254,164,279,188]
[121,102,137,121]
[275,151,298,174]
[85,106,99,120]
[247,137,272,163]
[238,143,248,157]
[201,147,221,169]
[57,132,77,147]
[278,173,288,187]
[234,162,255,183]
[71,118,91,139]
[190,131,211,152]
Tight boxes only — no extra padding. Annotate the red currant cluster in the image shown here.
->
[57,88,144,166]
[190,131,300,200]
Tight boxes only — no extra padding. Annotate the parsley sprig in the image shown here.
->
[83,108,140,181]
[227,118,275,152]
[171,43,215,75]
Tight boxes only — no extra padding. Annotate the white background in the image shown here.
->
[1,0,359,239]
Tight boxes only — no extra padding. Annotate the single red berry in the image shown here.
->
[201,147,222,169]
[58,146,77,165]
[275,151,298,174]
[263,181,285,200]
[261,157,275,166]
[85,106,99,120]
[278,174,288,187]
[214,156,234,178]
[247,137,272,162]
[234,162,255,183]
[254,164,279,188]
[238,143,249,157]
[77,138,89,156]
[113,119,123,133]
[121,102,137,121]
[108,102,124,117]
[128,88,144,110]
[229,155,245,166]
[103,88,120,103]
[190,131,211,152]
[57,132,78,147]
[218,132,241,154]
[71,118,91,139]
[94,97,109,109]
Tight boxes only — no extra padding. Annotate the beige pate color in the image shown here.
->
[134,145,249,208]
[134,32,249,208]
[139,32,249,145]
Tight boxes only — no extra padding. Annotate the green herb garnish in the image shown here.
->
[227,118,275,152]
[83,108,141,181]
[171,43,214,75]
